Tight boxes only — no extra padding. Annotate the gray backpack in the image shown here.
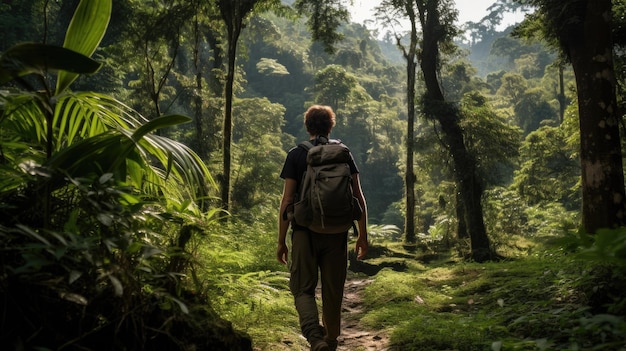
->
[293,137,362,233]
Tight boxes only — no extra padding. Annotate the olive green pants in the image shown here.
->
[289,229,348,344]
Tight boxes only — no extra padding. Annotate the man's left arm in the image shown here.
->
[277,178,297,265]
[351,173,368,260]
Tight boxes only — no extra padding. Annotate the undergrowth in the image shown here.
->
[195,214,310,350]
[359,234,626,351]
[203,217,626,351]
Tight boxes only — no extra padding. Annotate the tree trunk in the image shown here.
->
[221,31,238,212]
[455,190,468,239]
[219,0,257,213]
[206,28,224,155]
[403,49,417,243]
[568,0,626,232]
[399,3,419,244]
[439,118,491,261]
[418,0,492,262]
[192,16,206,159]
[558,63,565,123]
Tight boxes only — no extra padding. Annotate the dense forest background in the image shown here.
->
[1,0,625,350]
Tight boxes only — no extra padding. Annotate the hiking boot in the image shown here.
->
[325,339,338,351]
[310,339,330,351]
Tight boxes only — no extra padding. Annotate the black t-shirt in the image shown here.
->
[280,139,359,191]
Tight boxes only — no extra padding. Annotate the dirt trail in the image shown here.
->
[335,278,390,351]
[267,277,393,350]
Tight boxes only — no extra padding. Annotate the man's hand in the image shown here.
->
[355,237,368,260]
[276,242,289,265]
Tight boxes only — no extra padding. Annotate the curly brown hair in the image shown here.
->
[304,105,336,137]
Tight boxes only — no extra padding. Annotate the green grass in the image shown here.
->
[194,218,311,350]
[358,246,626,351]
[197,220,626,351]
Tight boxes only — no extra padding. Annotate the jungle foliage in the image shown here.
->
[0,0,625,350]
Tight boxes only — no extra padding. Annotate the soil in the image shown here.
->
[335,277,391,351]
[266,277,392,351]
[264,251,404,350]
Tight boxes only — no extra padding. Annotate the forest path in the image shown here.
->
[335,277,391,351]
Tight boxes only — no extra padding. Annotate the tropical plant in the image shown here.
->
[0,1,252,349]
[0,0,213,218]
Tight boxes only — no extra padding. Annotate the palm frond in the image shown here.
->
[1,92,47,145]
[53,92,145,151]
[56,0,112,93]
[6,90,211,209]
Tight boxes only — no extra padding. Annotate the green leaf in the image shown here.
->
[0,43,102,85]
[170,297,189,314]
[60,292,88,305]
[16,224,51,246]
[69,270,83,284]
[131,115,191,143]
[108,274,123,296]
[56,0,112,94]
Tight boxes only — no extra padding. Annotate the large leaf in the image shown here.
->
[0,92,47,144]
[52,92,140,152]
[0,44,102,86]
[128,115,216,191]
[45,132,128,180]
[56,0,112,94]
[139,134,216,190]
[4,87,213,204]
[45,113,214,200]
[131,115,192,143]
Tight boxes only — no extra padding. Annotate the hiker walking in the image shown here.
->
[277,105,369,351]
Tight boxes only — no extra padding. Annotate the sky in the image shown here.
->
[347,0,526,31]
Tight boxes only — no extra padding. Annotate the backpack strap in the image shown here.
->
[298,137,342,150]
[298,140,314,151]
[285,140,314,224]
[315,135,341,145]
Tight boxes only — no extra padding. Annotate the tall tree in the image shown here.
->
[191,0,207,158]
[100,0,196,129]
[376,0,420,243]
[516,0,626,232]
[313,65,359,110]
[216,0,261,212]
[377,0,494,259]
[215,0,346,212]
[184,0,224,160]
[294,0,349,54]
[216,0,285,212]
[416,0,493,261]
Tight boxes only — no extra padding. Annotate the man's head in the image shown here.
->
[304,105,336,137]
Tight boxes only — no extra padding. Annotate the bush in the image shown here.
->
[0,173,253,350]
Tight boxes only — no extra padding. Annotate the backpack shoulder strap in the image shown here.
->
[328,138,342,144]
[298,140,314,152]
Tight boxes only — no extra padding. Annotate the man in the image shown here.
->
[277,105,368,351]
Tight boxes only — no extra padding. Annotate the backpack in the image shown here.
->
[293,136,362,234]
